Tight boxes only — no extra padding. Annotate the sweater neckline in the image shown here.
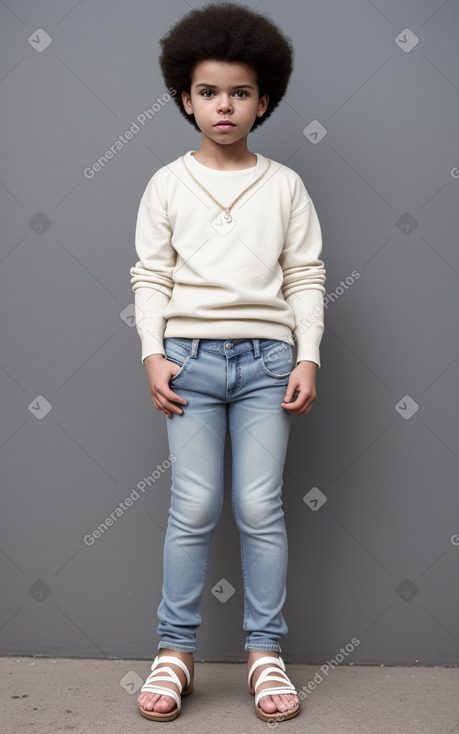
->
[186,150,264,176]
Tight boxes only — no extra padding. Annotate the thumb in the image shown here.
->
[282,387,294,403]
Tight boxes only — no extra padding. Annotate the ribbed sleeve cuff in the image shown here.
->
[296,346,321,368]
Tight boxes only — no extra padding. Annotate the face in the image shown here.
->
[181,59,269,145]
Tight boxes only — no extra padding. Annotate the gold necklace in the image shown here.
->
[180,155,271,222]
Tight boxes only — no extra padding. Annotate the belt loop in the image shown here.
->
[191,338,200,358]
[252,339,260,358]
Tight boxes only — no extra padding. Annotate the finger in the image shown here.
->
[281,400,302,413]
[156,392,186,416]
[153,382,187,407]
[165,385,188,405]
[282,383,299,404]
[151,391,179,417]
[299,395,315,414]
[281,389,302,408]
[281,390,313,413]
[152,396,164,412]
[158,399,184,416]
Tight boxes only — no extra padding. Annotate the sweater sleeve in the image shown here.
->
[279,178,326,368]
[129,182,176,364]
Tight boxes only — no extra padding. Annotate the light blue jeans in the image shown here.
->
[156,337,295,654]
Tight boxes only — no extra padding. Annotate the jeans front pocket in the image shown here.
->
[164,338,192,383]
[260,340,294,379]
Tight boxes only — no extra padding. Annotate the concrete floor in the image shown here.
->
[2,657,459,734]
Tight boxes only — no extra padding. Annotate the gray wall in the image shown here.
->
[1,0,458,666]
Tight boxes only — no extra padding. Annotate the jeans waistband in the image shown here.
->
[167,337,270,358]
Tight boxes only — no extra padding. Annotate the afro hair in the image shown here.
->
[158,2,294,132]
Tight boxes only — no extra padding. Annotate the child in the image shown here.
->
[130,2,326,723]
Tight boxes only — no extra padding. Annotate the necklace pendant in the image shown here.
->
[211,210,236,236]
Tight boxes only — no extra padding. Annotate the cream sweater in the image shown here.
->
[130,150,326,366]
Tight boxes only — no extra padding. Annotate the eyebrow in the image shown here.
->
[194,83,254,89]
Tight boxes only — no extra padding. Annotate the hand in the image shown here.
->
[281,361,318,415]
[144,354,188,419]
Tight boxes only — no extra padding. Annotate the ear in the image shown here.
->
[257,92,269,118]
[182,90,193,116]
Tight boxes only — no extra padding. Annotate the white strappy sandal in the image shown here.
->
[248,655,300,721]
[138,653,193,721]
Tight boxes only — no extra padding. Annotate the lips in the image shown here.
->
[214,120,235,128]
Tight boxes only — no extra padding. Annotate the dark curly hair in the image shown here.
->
[158,2,294,132]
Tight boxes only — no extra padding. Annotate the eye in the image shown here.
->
[200,90,215,98]
[234,90,248,98]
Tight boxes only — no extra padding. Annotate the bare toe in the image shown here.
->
[272,694,289,712]
[258,695,278,713]
[138,692,161,711]
[153,695,176,712]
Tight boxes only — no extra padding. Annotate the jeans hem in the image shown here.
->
[158,641,197,653]
[245,643,282,653]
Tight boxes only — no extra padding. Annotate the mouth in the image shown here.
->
[214,121,236,130]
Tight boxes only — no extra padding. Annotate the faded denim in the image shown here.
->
[156,337,295,654]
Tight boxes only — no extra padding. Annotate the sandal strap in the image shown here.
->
[247,655,286,687]
[140,682,181,709]
[249,657,297,708]
[140,653,193,708]
[151,654,191,688]
[256,668,294,686]
[255,684,298,707]
[143,667,182,692]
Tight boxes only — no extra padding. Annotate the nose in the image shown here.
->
[217,93,232,112]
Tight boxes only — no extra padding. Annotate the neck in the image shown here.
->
[193,136,257,170]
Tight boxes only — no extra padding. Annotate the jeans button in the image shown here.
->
[225,341,233,349]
